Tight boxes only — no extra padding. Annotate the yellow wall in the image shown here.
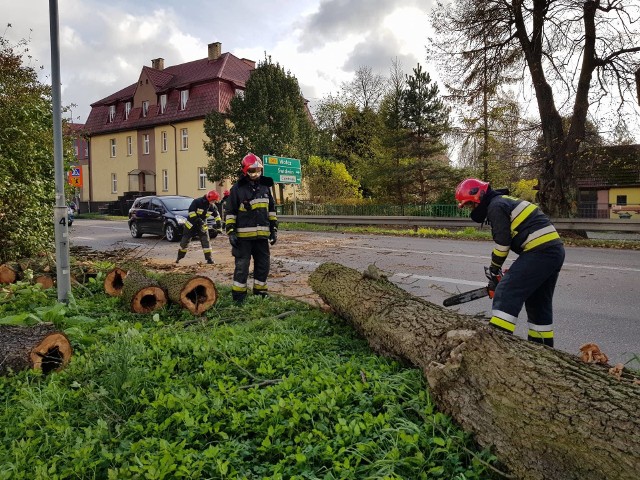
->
[609,187,640,219]
[90,132,136,200]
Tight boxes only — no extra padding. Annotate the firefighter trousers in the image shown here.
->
[178,224,212,261]
[231,238,270,302]
[490,243,565,347]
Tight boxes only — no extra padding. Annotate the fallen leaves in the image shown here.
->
[579,343,609,364]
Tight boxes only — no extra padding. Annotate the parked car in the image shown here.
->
[128,195,217,242]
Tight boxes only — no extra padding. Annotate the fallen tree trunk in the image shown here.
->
[309,262,640,480]
[157,273,218,315]
[0,323,73,375]
[121,270,167,314]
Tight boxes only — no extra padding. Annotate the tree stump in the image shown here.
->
[121,271,167,314]
[0,323,72,375]
[309,262,640,480]
[158,273,218,315]
[33,274,55,289]
[0,262,22,284]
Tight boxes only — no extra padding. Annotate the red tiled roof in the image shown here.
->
[86,52,253,135]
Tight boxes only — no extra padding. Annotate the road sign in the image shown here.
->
[262,155,302,184]
[68,165,83,188]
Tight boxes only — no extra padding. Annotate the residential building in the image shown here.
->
[83,42,255,214]
[576,144,640,219]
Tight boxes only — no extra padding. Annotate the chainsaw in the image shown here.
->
[443,268,505,307]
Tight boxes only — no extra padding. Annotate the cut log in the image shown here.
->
[104,261,146,296]
[104,267,128,296]
[0,262,22,284]
[0,323,72,375]
[157,273,218,315]
[33,274,55,289]
[121,270,167,313]
[309,262,640,480]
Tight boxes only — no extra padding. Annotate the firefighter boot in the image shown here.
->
[176,249,187,264]
[205,253,214,265]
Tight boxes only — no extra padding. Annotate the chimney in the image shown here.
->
[151,58,165,70]
[208,42,221,61]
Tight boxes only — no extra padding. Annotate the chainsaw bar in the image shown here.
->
[443,286,489,307]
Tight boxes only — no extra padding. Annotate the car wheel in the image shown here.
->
[165,224,179,242]
[68,220,73,227]
[130,222,142,238]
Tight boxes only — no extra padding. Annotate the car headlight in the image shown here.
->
[175,215,187,225]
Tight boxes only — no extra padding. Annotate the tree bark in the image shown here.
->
[0,323,72,375]
[121,271,167,314]
[309,262,640,480]
[157,273,218,315]
[104,262,145,297]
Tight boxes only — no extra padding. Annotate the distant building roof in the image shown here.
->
[576,144,640,188]
[85,49,254,135]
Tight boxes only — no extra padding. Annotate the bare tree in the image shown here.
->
[341,66,388,111]
[429,0,640,216]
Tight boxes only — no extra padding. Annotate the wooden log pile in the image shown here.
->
[309,262,640,480]
[0,257,99,289]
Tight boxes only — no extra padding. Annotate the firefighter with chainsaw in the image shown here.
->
[175,190,222,264]
[226,153,278,303]
[454,178,565,347]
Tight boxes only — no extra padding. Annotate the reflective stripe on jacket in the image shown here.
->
[487,195,562,269]
[225,175,277,239]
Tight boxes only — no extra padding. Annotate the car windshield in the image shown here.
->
[161,197,192,211]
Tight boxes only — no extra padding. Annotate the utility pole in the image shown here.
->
[49,0,72,302]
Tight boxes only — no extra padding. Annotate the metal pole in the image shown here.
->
[49,0,72,302]
[293,184,298,216]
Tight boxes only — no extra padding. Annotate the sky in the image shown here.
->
[2,0,434,124]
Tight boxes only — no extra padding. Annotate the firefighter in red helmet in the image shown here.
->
[225,153,278,303]
[176,190,222,264]
[455,178,565,347]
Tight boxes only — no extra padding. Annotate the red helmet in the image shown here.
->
[455,178,489,208]
[242,153,263,179]
[223,190,230,197]
[206,190,220,202]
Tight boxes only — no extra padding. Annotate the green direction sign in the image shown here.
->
[262,155,302,184]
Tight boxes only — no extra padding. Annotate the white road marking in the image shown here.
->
[73,236,94,240]
[272,257,485,286]
[122,242,144,247]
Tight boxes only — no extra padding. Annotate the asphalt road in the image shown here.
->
[70,219,640,367]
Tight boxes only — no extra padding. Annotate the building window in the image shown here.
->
[125,101,131,120]
[160,94,167,114]
[198,167,207,189]
[161,131,168,152]
[74,145,78,157]
[162,169,169,191]
[181,128,188,150]
[126,136,132,156]
[616,195,627,206]
[110,139,116,158]
[84,145,88,158]
[180,89,189,110]
[108,105,116,123]
[143,134,150,154]
[111,173,117,193]
[142,100,149,117]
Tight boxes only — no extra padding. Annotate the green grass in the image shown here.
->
[280,222,640,250]
[0,278,501,479]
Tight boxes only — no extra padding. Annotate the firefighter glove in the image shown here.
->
[229,233,239,249]
[269,229,277,246]
[485,266,502,292]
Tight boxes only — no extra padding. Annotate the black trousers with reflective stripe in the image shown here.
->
[492,243,565,344]
[179,224,211,258]
[232,238,270,302]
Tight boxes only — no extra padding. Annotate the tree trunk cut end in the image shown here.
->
[30,332,73,374]
[181,277,218,314]
[130,286,167,314]
[104,268,128,296]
